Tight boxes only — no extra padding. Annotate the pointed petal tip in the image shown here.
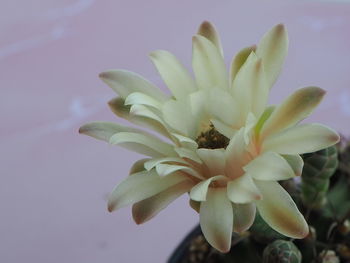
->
[294,225,309,239]
[218,244,231,253]
[197,21,218,36]
[148,49,165,59]
[78,126,84,134]
[99,71,109,80]
[192,35,199,43]
[330,132,340,144]
[199,20,213,29]
[132,212,144,225]
[78,124,92,135]
[107,203,114,213]
[275,23,286,32]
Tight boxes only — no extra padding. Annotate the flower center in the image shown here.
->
[196,123,229,149]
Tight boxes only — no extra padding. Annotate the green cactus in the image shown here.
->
[171,144,350,263]
[301,145,338,209]
[262,240,302,263]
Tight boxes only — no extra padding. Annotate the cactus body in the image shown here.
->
[263,240,302,263]
[301,145,338,209]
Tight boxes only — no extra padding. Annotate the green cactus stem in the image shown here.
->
[262,240,302,263]
[301,145,338,209]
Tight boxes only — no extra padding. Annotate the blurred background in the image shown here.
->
[1,0,350,262]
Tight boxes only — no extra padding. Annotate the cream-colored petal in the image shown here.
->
[262,123,340,155]
[149,50,197,99]
[189,90,208,123]
[144,157,188,171]
[109,132,176,158]
[192,35,229,90]
[125,92,162,110]
[190,175,227,201]
[230,45,256,86]
[175,147,202,164]
[129,158,149,175]
[197,148,226,176]
[132,180,194,224]
[130,104,163,124]
[99,69,167,101]
[225,129,249,179]
[79,121,142,142]
[171,133,198,150]
[162,99,197,138]
[256,24,288,88]
[156,163,202,179]
[244,112,257,145]
[255,180,309,238]
[260,87,326,138]
[282,154,304,177]
[200,187,233,253]
[197,21,223,56]
[207,89,240,126]
[108,97,171,139]
[243,152,295,181]
[211,119,236,139]
[232,203,256,233]
[108,170,188,212]
[254,105,275,136]
[231,52,268,120]
[227,174,262,203]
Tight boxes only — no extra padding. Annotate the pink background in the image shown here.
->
[1,0,350,262]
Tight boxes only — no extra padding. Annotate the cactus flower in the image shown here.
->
[79,21,339,253]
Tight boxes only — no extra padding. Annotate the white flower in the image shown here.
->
[79,21,339,253]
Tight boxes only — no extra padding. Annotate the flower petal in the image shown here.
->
[129,158,149,175]
[254,105,275,135]
[230,45,256,86]
[200,187,233,253]
[256,24,288,88]
[207,89,240,127]
[225,129,249,179]
[197,148,226,176]
[79,121,142,142]
[175,147,202,164]
[231,52,269,120]
[282,154,304,177]
[125,92,162,110]
[108,97,171,139]
[132,180,194,224]
[171,133,198,150]
[99,69,166,101]
[108,170,189,212]
[144,157,188,171]
[156,163,202,179]
[262,123,340,155]
[232,203,256,233]
[149,50,197,99]
[255,180,309,238]
[110,132,176,158]
[162,99,197,138]
[192,35,229,90]
[197,21,223,56]
[243,152,295,181]
[260,86,326,138]
[190,175,227,201]
[211,119,236,139]
[227,174,262,203]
